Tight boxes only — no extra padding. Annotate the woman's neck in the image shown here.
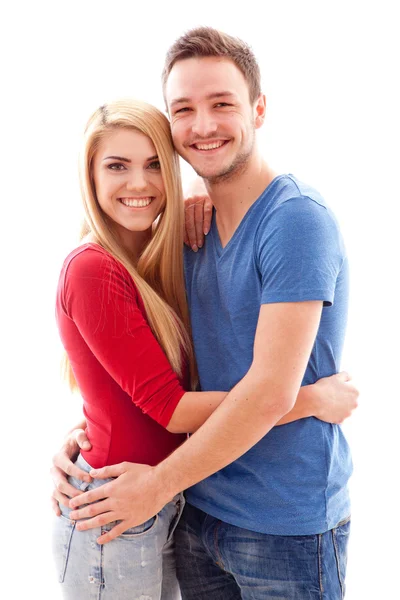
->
[83,227,152,265]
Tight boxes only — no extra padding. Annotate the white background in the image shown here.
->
[1,1,399,598]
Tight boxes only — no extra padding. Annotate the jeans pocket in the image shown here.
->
[52,514,76,583]
[167,493,186,543]
[101,515,159,538]
[332,518,351,598]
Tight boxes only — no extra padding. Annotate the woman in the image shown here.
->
[52,98,357,599]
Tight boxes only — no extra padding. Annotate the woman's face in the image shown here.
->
[92,128,166,236]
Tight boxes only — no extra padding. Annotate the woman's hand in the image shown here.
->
[50,428,92,515]
[184,178,213,251]
[309,371,359,424]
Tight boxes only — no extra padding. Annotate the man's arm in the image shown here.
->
[51,369,358,511]
[153,301,323,491]
[69,300,323,542]
[51,370,357,514]
[167,371,358,432]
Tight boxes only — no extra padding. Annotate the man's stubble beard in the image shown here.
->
[192,128,256,185]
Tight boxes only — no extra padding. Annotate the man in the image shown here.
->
[52,28,354,599]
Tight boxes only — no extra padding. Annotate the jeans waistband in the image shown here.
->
[70,454,114,492]
[75,453,94,473]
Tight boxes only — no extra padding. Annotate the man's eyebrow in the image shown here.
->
[103,155,159,162]
[170,97,191,108]
[207,92,236,100]
[170,91,236,107]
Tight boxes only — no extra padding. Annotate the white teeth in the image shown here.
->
[195,141,225,151]
[120,197,153,207]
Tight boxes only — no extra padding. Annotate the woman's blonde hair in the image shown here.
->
[63,98,196,391]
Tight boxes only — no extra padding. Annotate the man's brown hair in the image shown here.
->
[162,27,261,104]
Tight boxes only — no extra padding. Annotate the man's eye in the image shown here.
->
[175,107,191,114]
[107,163,126,171]
[148,161,161,170]
[215,103,231,108]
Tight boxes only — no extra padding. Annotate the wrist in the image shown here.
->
[299,384,319,418]
[152,461,181,504]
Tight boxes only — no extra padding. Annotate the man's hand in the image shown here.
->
[184,178,213,251]
[69,462,169,545]
[311,371,359,424]
[50,428,92,515]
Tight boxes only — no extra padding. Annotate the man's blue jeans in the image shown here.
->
[175,503,350,599]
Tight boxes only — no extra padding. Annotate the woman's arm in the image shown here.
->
[60,247,190,429]
[50,372,358,514]
[167,371,359,432]
[276,371,358,425]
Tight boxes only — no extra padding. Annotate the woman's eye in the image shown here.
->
[148,161,161,170]
[107,163,126,171]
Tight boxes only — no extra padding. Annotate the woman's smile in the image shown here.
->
[118,196,155,208]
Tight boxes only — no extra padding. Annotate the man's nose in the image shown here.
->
[191,110,217,138]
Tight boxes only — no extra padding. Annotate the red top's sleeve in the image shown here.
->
[60,246,186,428]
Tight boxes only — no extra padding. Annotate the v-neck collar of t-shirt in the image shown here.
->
[211,174,287,258]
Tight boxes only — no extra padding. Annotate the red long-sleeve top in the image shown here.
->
[56,243,188,468]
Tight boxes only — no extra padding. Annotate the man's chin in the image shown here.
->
[195,164,245,185]
[191,162,232,181]
[193,167,223,179]
[189,149,252,184]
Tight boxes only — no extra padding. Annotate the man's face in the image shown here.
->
[166,57,264,183]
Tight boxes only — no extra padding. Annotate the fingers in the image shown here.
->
[70,481,111,509]
[203,197,213,235]
[73,429,92,451]
[76,510,115,533]
[51,434,91,482]
[50,465,89,498]
[194,201,205,249]
[184,196,210,251]
[347,383,360,408]
[52,451,92,483]
[185,202,197,249]
[51,495,61,516]
[70,498,111,523]
[52,484,74,509]
[337,371,352,382]
[90,463,127,480]
[97,521,126,545]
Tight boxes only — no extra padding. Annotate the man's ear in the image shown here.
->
[254,94,266,129]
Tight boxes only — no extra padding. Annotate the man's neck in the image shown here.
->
[204,154,279,248]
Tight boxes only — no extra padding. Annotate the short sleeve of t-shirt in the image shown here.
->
[256,196,344,306]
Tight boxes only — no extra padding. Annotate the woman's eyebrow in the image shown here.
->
[103,155,131,162]
[103,155,159,162]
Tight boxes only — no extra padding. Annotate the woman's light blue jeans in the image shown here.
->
[52,454,184,599]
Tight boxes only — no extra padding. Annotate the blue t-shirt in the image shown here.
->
[184,174,352,535]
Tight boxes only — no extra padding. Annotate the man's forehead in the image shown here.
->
[165,57,247,105]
